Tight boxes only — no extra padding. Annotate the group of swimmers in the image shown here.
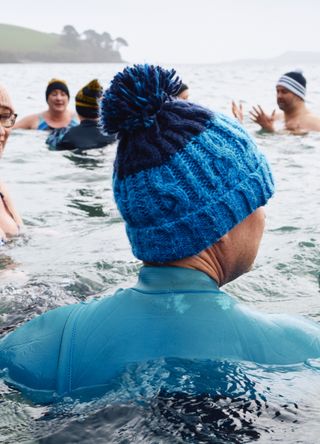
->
[14,78,116,151]
[0,64,320,403]
[13,78,190,152]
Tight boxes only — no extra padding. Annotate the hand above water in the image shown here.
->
[231,101,244,124]
[249,106,276,132]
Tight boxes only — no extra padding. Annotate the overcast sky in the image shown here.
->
[2,0,320,64]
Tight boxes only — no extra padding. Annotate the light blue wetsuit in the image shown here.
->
[0,266,320,401]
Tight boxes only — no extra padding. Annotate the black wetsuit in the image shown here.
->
[56,120,116,151]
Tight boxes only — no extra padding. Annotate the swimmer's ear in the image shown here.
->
[217,233,229,245]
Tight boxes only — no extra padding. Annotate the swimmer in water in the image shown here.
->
[232,70,320,133]
[14,78,78,131]
[0,84,23,244]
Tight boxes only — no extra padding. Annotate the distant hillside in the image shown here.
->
[223,50,320,66]
[272,51,320,64]
[0,24,127,63]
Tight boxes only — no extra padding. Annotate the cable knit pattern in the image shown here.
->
[100,65,275,262]
[113,101,212,178]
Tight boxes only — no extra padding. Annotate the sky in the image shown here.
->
[2,0,320,64]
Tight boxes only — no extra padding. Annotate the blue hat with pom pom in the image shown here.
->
[100,64,274,263]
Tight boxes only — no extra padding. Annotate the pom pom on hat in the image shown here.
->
[100,64,182,134]
[76,79,103,119]
[0,84,14,113]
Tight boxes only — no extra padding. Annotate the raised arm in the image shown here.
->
[231,101,244,124]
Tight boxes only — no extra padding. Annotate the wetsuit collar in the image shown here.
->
[135,266,220,293]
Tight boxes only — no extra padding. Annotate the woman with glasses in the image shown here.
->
[0,84,23,245]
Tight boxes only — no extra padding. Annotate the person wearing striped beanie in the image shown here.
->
[54,79,115,151]
[277,70,306,101]
[1,65,320,403]
[233,70,320,133]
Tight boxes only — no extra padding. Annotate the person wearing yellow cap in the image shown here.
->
[0,84,23,245]
[14,79,78,131]
[54,79,115,151]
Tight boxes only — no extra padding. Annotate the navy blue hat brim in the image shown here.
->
[114,113,274,263]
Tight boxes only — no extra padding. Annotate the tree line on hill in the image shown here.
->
[0,25,128,63]
[60,25,128,62]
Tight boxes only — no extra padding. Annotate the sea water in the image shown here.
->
[0,62,319,443]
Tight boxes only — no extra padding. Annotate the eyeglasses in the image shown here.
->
[0,113,18,128]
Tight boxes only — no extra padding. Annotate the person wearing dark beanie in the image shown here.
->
[54,79,116,151]
[1,65,320,403]
[232,69,320,133]
[14,78,78,131]
[175,82,189,100]
[45,79,70,102]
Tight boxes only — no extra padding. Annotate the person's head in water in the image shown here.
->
[75,79,103,120]
[45,78,70,114]
[100,64,274,285]
[276,70,306,112]
[0,84,16,157]
[175,82,189,100]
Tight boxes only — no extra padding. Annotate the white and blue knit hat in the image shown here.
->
[100,64,275,263]
[276,70,306,100]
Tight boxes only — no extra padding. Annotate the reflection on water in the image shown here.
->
[36,394,263,444]
[68,197,106,218]
[0,253,16,271]
[0,62,320,442]
[64,150,108,170]
[1,358,319,443]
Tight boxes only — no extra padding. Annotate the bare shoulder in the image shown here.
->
[13,113,41,130]
[310,114,320,130]
[305,113,320,131]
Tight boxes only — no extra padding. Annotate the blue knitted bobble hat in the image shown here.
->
[100,64,274,263]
